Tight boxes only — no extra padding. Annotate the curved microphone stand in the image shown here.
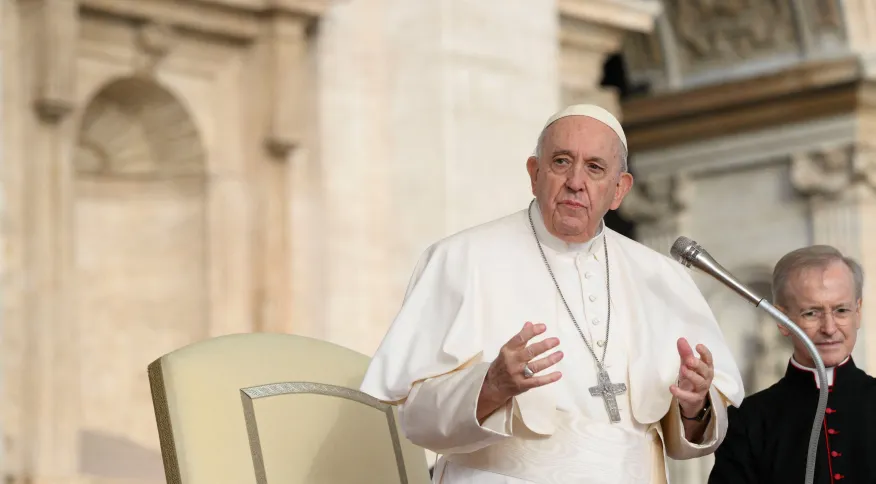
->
[670,237,827,484]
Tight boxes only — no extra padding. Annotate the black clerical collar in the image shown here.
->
[786,356,854,389]
[528,200,605,255]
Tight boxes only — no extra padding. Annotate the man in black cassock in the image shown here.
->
[709,245,876,484]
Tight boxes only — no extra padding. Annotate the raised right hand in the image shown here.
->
[476,322,563,422]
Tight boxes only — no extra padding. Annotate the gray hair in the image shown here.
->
[534,124,629,173]
[771,245,864,307]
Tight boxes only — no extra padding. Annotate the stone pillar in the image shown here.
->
[558,0,662,115]
[3,1,81,481]
[255,14,311,334]
[618,174,691,255]
[790,143,876,370]
[0,0,5,477]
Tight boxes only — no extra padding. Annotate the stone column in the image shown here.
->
[618,174,691,255]
[5,1,80,482]
[0,0,5,477]
[790,143,876,371]
[256,13,311,335]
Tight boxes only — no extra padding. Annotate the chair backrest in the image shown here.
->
[148,332,430,484]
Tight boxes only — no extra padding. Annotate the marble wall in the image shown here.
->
[313,0,560,357]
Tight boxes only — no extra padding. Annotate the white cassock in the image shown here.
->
[359,202,745,484]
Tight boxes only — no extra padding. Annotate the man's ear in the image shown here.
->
[775,305,792,336]
[527,156,539,196]
[610,172,634,210]
[856,298,863,329]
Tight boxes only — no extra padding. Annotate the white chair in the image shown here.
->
[148,332,431,484]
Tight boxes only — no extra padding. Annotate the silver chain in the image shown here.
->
[527,200,612,370]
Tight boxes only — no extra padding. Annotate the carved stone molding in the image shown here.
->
[623,0,855,94]
[665,0,798,69]
[79,0,330,43]
[619,174,691,223]
[806,0,844,35]
[263,16,309,159]
[790,144,876,199]
[33,0,79,123]
[134,21,178,76]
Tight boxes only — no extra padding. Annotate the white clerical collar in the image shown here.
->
[789,356,850,388]
[529,200,605,255]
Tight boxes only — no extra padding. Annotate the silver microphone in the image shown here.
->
[669,236,763,305]
[668,235,826,484]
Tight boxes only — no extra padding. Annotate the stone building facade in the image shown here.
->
[1,0,873,482]
[0,0,662,482]
[619,1,876,481]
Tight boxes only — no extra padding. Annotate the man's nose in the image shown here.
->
[565,164,587,191]
[820,315,838,335]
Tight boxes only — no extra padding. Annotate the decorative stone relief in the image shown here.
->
[619,174,691,223]
[790,144,876,199]
[619,174,691,252]
[664,0,798,70]
[624,31,663,73]
[134,22,177,76]
[807,0,845,36]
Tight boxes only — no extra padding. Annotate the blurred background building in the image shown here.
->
[1,0,874,482]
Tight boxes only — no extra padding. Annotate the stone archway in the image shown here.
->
[73,77,207,480]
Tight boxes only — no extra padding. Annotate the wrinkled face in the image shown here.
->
[777,261,862,368]
[526,116,633,243]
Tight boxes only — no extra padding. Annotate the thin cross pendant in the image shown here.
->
[588,367,627,423]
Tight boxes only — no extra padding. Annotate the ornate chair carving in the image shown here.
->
[148,333,430,484]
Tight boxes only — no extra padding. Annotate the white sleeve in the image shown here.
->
[399,362,515,455]
[662,386,729,460]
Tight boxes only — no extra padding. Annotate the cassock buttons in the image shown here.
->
[831,451,842,457]
[834,474,844,480]
[597,340,605,347]
[589,295,597,302]
[592,318,600,326]
[585,272,593,279]
[826,408,836,414]
[828,428,839,435]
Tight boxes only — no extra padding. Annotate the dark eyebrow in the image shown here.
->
[550,150,607,164]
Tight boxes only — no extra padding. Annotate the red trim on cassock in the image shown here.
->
[824,417,836,484]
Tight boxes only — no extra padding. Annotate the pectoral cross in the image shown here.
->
[589,368,627,423]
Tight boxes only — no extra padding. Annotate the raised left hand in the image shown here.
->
[670,337,714,418]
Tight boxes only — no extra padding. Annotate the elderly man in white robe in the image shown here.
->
[359,104,745,483]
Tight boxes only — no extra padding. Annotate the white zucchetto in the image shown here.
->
[536,104,627,152]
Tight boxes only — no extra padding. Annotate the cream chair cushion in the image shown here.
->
[148,332,430,484]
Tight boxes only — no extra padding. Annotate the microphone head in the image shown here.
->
[670,236,702,268]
